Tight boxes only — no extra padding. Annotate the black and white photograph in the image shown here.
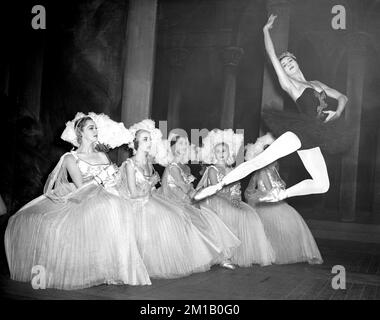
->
[1,0,380,306]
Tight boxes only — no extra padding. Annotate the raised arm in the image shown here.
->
[263,14,296,96]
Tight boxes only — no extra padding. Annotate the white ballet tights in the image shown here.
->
[244,139,330,199]
[223,131,301,185]
[284,147,330,198]
[224,132,330,199]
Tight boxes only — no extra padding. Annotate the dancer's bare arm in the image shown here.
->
[169,166,192,194]
[64,154,83,188]
[263,14,297,97]
[125,161,146,198]
[208,167,219,186]
[313,80,348,122]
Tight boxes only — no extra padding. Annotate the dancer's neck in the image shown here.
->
[174,155,187,165]
[134,151,147,165]
[77,142,96,154]
[215,162,226,168]
[289,70,307,84]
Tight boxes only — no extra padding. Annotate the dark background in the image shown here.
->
[0,0,380,224]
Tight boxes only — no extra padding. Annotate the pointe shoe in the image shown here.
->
[259,187,287,203]
[220,261,236,270]
[194,182,224,201]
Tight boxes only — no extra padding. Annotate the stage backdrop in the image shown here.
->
[1,0,380,224]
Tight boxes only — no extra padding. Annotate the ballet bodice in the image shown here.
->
[208,165,241,200]
[125,158,160,197]
[166,163,195,188]
[256,164,286,192]
[71,151,117,185]
[296,87,337,121]
[244,163,286,202]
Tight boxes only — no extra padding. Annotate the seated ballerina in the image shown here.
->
[244,134,323,265]
[196,129,275,267]
[156,132,241,270]
[116,120,220,279]
[4,113,151,290]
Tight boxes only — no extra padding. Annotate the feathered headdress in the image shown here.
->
[129,119,164,159]
[154,132,198,167]
[245,132,275,161]
[199,129,243,165]
[61,112,133,148]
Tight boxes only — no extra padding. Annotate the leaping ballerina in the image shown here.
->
[195,14,353,202]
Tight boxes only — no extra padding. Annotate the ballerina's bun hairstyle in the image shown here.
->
[278,51,297,62]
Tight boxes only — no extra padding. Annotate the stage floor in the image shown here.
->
[1,238,380,300]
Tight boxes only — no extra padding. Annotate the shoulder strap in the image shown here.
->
[170,162,179,169]
[125,158,133,166]
[169,162,181,173]
[101,151,112,165]
[168,162,185,181]
[125,158,139,174]
[149,162,157,176]
[70,151,79,161]
[209,165,218,172]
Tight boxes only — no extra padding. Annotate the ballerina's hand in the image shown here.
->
[323,110,339,123]
[264,14,277,30]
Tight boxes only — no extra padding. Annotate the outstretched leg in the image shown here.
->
[260,147,330,202]
[285,147,330,197]
[222,131,301,185]
[194,132,301,201]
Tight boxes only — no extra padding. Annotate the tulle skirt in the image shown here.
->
[202,194,275,267]
[262,110,354,154]
[247,198,323,265]
[4,183,151,290]
[157,188,241,264]
[187,203,241,264]
[126,192,218,279]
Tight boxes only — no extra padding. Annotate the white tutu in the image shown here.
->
[198,166,275,267]
[245,165,323,265]
[117,159,218,279]
[158,163,241,264]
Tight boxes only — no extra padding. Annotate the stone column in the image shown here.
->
[120,0,157,128]
[339,33,367,222]
[167,48,189,130]
[261,0,290,112]
[220,46,244,129]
